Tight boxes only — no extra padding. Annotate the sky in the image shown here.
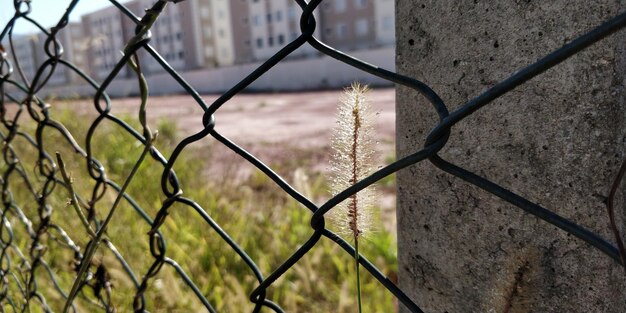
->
[1,0,131,35]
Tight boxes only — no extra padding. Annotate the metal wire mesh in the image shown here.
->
[0,0,625,312]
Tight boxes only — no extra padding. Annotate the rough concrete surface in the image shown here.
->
[396,1,626,313]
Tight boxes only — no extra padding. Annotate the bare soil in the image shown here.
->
[108,88,394,153]
[64,88,396,171]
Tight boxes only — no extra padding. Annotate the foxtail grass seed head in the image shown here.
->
[329,83,377,240]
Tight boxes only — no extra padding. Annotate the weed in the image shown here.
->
[329,83,378,313]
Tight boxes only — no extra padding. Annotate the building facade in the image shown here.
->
[4,35,39,85]
[229,0,255,64]
[81,5,127,80]
[124,0,197,74]
[33,32,69,86]
[2,24,85,88]
[192,0,238,67]
[319,0,376,51]
[4,0,395,86]
[247,0,320,61]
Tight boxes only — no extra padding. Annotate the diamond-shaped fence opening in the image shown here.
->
[0,0,625,312]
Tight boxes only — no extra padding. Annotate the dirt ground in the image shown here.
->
[63,87,396,171]
[103,88,395,155]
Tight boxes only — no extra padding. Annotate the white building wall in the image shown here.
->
[188,0,206,68]
[249,0,268,61]
[211,0,236,66]
[196,0,214,65]
[374,0,395,46]
[66,23,88,83]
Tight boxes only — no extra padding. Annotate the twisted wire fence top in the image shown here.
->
[0,0,625,312]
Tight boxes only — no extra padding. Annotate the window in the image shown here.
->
[278,34,285,45]
[253,15,261,26]
[176,32,183,40]
[256,38,263,48]
[178,51,184,59]
[335,0,347,12]
[267,13,272,23]
[355,19,368,36]
[287,7,296,20]
[355,0,367,8]
[275,11,282,22]
[218,29,225,38]
[337,23,348,38]
[268,36,274,46]
[382,16,393,31]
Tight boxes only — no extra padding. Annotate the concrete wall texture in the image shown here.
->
[396,1,626,313]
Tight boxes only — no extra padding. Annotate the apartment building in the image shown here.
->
[122,0,243,74]
[4,34,39,84]
[247,0,320,61]
[81,5,127,80]
[191,0,239,67]
[320,0,394,51]
[123,0,194,74]
[2,22,86,87]
[32,31,70,86]
[33,23,89,86]
[5,0,395,88]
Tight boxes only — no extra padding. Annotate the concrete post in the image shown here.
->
[396,1,626,312]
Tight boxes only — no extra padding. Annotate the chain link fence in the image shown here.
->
[0,0,625,312]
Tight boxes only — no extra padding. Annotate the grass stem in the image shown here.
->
[355,238,362,313]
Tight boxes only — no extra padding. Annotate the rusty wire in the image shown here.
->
[0,0,625,312]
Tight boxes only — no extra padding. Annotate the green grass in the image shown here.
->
[1,107,398,312]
